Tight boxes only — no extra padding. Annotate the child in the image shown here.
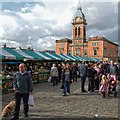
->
[99,75,108,98]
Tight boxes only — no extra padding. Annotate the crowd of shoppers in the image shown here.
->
[49,60,119,97]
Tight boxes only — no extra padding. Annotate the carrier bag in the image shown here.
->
[28,95,34,107]
[48,76,51,82]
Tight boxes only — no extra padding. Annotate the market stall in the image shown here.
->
[0,74,13,94]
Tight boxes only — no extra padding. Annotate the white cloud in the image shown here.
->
[0,1,118,51]
[0,27,5,37]
[33,25,39,30]
[0,15,19,37]
[18,12,35,21]
[38,38,43,43]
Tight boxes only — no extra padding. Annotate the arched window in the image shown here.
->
[75,27,77,37]
[59,48,63,54]
[84,27,86,38]
[78,27,80,37]
[84,50,87,56]
[76,48,80,55]
[94,49,98,56]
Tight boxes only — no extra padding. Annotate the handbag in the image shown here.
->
[28,95,34,107]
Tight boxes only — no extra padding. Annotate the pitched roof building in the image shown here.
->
[56,3,118,60]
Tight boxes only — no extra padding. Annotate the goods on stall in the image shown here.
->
[0,71,13,94]
[32,67,50,83]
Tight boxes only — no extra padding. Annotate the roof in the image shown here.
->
[89,36,118,46]
[56,38,72,43]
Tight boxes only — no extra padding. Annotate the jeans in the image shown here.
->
[72,73,77,81]
[88,77,94,92]
[63,81,70,94]
[80,76,86,92]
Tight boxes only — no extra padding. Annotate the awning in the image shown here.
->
[2,49,16,59]
[76,56,99,61]
[2,62,22,64]
[82,57,95,61]
[46,52,61,60]
[83,57,91,61]
[49,53,65,60]
[88,57,96,61]
[3,48,24,60]
[61,54,76,61]
[70,55,80,61]
[39,52,60,60]
[93,58,100,61]
[14,49,34,60]
[76,56,86,61]
[0,54,5,59]
[56,54,70,61]
[34,51,51,60]
[21,49,45,60]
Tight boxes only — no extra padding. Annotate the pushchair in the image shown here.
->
[107,74,117,97]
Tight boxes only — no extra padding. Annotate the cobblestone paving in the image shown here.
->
[1,79,119,119]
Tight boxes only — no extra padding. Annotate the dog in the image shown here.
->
[2,100,15,117]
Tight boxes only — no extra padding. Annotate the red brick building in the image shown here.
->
[56,5,118,60]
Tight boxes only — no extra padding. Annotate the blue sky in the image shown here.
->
[2,2,44,12]
[0,0,119,51]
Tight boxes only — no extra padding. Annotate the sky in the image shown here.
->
[0,0,119,51]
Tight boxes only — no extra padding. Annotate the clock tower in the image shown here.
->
[72,3,87,56]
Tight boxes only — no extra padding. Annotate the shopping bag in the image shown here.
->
[60,84,64,89]
[28,95,34,107]
[48,76,51,82]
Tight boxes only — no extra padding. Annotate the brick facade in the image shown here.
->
[55,6,118,60]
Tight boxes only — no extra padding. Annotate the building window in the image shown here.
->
[68,50,72,55]
[75,27,77,37]
[78,27,80,37]
[76,48,80,55]
[59,48,63,54]
[94,49,98,56]
[92,42,98,46]
[84,27,86,38]
[84,50,87,56]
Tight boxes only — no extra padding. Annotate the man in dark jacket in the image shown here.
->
[10,63,33,120]
[87,63,97,93]
[57,64,62,83]
[72,63,78,82]
[79,61,87,92]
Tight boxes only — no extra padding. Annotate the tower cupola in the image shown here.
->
[74,6,85,20]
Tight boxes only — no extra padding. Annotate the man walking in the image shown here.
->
[79,61,87,92]
[11,63,33,120]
